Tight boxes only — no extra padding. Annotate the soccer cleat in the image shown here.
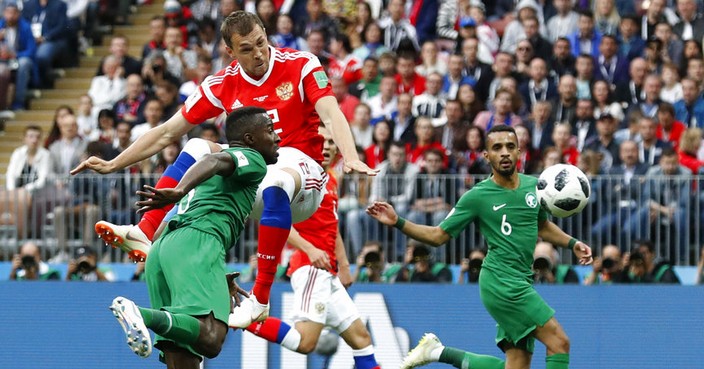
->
[95,221,151,262]
[401,333,443,369]
[228,294,270,328]
[110,296,152,358]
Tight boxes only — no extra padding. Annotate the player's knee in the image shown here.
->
[260,171,296,205]
[197,318,228,358]
[297,335,319,354]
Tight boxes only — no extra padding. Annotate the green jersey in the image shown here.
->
[165,147,267,249]
[439,174,547,282]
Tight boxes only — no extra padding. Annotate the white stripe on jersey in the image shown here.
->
[200,75,225,110]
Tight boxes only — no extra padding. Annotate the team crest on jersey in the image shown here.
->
[276,82,293,101]
[525,192,538,208]
[315,302,325,315]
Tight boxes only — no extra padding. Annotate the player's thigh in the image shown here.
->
[290,266,333,325]
[533,317,570,355]
[326,276,361,334]
[251,147,327,223]
[294,320,326,353]
[157,228,231,323]
[504,346,532,369]
[145,239,170,310]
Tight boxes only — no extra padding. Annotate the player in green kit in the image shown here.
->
[108,106,280,368]
[366,124,593,369]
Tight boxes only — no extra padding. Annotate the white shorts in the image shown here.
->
[289,265,360,333]
[250,147,328,224]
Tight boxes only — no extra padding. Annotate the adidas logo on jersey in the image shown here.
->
[231,99,243,109]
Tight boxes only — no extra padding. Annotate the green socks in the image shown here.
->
[546,353,570,369]
[439,347,505,369]
[138,307,201,345]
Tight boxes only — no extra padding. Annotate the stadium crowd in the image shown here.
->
[1,0,704,284]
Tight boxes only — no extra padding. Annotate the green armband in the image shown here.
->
[567,238,578,248]
[394,217,406,230]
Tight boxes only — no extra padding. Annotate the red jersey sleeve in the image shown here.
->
[300,56,334,105]
[181,74,229,124]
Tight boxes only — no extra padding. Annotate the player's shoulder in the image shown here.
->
[204,61,241,85]
[273,47,317,62]
[518,173,539,188]
[225,147,267,169]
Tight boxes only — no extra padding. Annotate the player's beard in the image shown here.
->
[493,160,516,177]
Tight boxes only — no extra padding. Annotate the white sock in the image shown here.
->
[430,346,445,361]
[280,328,302,351]
[352,345,375,357]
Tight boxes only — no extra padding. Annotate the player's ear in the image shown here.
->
[242,132,255,145]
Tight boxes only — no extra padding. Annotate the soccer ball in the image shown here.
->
[536,164,591,218]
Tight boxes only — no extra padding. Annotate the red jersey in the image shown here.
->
[287,171,340,276]
[181,47,334,163]
[328,54,363,85]
[656,121,687,152]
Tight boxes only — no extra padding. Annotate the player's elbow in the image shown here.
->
[427,228,450,247]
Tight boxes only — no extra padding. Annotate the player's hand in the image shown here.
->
[573,241,593,265]
[135,185,185,213]
[338,265,353,289]
[307,248,332,270]
[226,272,249,308]
[70,156,116,175]
[365,201,398,226]
[344,159,379,176]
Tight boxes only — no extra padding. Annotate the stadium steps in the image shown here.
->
[0,0,164,181]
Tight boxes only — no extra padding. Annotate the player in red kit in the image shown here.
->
[71,11,377,328]
[241,125,381,369]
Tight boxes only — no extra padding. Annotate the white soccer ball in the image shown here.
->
[536,164,591,218]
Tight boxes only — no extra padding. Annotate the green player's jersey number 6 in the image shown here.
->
[500,214,512,236]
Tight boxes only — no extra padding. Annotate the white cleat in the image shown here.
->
[401,333,444,369]
[95,221,151,262]
[110,296,152,358]
[228,294,270,328]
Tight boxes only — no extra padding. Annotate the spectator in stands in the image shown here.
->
[111,121,132,157]
[345,141,419,255]
[163,26,197,82]
[131,98,164,141]
[549,38,576,80]
[3,125,50,237]
[567,9,601,58]
[141,16,167,60]
[397,243,452,283]
[442,54,472,101]
[674,0,704,41]
[345,1,373,50]
[457,123,490,174]
[76,95,96,139]
[0,1,35,111]
[66,245,114,281]
[269,14,306,51]
[629,149,691,261]
[194,18,218,59]
[48,112,86,175]
[514,39,535,84]
[91,108,118,145]
[654,22,683,68]
[660,63,683,104]
[141,51,180,95]
[522,16,552,60]
[96,35,142,78]
[211,39,233,73]
[328,34,362,85]
[551,123,579,165]
[353,240,402,283]
[412,72,446,126]
[9,241,60,280]
[353,22,389,61]
[22,0,69,89]
[367,75,398,122]
[163,0,198,46]
[617,15,645,61]
[552,74,578,125]
[461,37,492,101]
[54,141,109,253]
[641,0,671,40]
[678,128,704,174]
[148,140,180,175]
[630,74,663,119]
[674,78,704,128]
[255,0,277,37]
[294,0,338,41]
[349,57,381,102]
[591,140,649,246]
[638,116,671,166]
[350,103,373,149]
[458,247,486,284]
[584,244,624,285]
[43,104,73,148]
[592,80,624,125]
[643,38,665,74]
[519,58,557,112]
[154,79,181,120]
[514,124,539,174]
[435,99,468,152]
[389,92,416,144]
[407,148,456,229]
[685,57,704,91]
[629,240,681,283]
[331,76,360,123]
[190,0,220,22]
[395,53,425,96]
[532,241,579,284]
[573,54,594,100]
[594,35,629,88]
[473,87,522,131]
[593,0,619,35]
[614,57,647,106]
[198,123,220,143]
[415,41,447,78]
[378,0,420,53]
[378,51,397,77]
[407,116,448,169]
[571,99,596,152]
[525,100,555,154]
[457,83,483,123]
[365,120,392,169]
[546,0,579,42]
[500,0,546,54]
[88,55,127,117]
[113,74,147,127]
[657,102,687,151]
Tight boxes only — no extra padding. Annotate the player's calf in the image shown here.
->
[192,314,228,359]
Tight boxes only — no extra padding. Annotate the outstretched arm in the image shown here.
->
[538,219,593,265]
[71,111,194,174]
[136,152,235,212]
[315,96,378,175]
[366,201,451,247]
